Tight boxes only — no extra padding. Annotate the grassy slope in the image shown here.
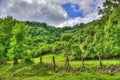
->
[0,54,120,80]
[34,54,119,67]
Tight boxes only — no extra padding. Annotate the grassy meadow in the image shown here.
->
[0,54,120,80]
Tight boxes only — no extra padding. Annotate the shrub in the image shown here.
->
[20,56,34,65]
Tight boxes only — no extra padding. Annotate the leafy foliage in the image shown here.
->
[0,6,120,64]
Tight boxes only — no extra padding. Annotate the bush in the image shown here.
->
[61,34,72,41]
[36,45,53,57]
[31,63,53,76]
[20,56,34,65]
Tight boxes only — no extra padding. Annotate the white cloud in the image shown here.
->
[22,0,33,4]
[58,17,82,27]
[0,0,105,27]
[57,16,99,27]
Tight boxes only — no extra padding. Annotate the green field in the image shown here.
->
[0,54,120,80]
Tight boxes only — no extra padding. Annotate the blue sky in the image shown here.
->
[62,2,84,18]
[0,0,105,27]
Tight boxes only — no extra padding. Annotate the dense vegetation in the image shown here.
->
[0,0,120,80]
[1,7,120,63]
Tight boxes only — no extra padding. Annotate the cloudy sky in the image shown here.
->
[0,0,105,27]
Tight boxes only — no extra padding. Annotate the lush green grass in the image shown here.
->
[0,54,120,80]
[34,54,119,67]
[23,72,120,80]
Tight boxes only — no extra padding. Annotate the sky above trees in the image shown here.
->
[0,0,105,27]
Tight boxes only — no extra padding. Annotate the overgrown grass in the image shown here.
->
[0,54,120,80]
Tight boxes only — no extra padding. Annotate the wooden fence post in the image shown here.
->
[65,56,70,71]
[40,56,42,64]
[53,56,56,70]
[66,56,70,67]
[98,52,102,67]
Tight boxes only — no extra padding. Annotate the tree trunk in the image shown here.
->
[65,56,70,71]
[13,57,18,67]
[98,52,102,67]
[12,51,18,67]
[81,55,84,68]
[75,55,77,60]
[3,48,7,57]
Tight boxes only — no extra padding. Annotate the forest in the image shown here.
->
[0,0,120,80]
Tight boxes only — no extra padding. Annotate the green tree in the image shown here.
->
[104,7,120,58]
[72,44,81,60]
[61,33,72,41]
[94,26,104,67]
[10,22,29,66]
[98,0,120,15]
[80,42,87,68]
[0,16,16,58]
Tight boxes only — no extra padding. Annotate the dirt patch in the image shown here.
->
[106,64,120,73]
